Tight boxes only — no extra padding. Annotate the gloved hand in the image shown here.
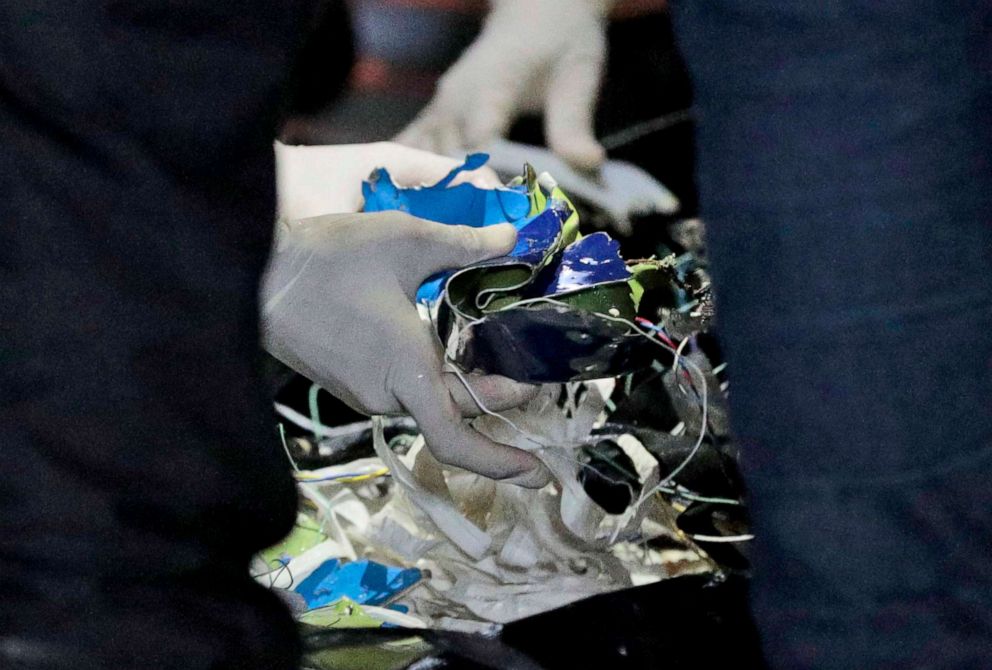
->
[275,141,502,222]
[261,212,550,487]
[396,0,615,172]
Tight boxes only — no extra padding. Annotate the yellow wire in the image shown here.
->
[293,467,390,484]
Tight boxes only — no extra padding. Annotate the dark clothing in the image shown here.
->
[672,1,992,668]
[3,1,991,669]
[0,2,343,667]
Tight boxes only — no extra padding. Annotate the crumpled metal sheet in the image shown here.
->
[436,225,657,383]
[439,303,655,383]
[362,155,661,383]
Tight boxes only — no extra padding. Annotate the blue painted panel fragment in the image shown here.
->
[415,204,565,304]
[295,559,422,610]
[510,207,566,265]
[363,154,542,304]
[535,232,631,297]
[362,153,530,228]
[415,274,449,304]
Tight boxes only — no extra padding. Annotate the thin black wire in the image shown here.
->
[600,109,695,151]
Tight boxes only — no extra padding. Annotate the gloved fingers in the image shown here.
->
[422,221,517,269]
[442,369,540,418]
[372,142,502,190]
[543,38,607,172]
[396,221,517,299]
[385,150,501,189]
[394,106,442,154]
[435,121,468,161]
[394,365,549,487]
[458,76,524,152]
[461,107,511,153]
[446,164,503,189]
[398,44,526,159]
[396,101,467,159]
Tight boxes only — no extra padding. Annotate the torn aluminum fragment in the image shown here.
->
[439,303,654,383]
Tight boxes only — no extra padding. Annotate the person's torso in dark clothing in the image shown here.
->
[672,2,992,668]
[0,3,350,667]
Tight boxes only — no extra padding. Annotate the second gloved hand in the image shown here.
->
[261,212,549,488]
[397,0,614,172]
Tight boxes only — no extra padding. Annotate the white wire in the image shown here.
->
[689,533,754,543]
[274,402,339,437]
[446,294,751,548]
[274,403,416,440]
[656,486,741,507]
[442,362,530,438]
[278,423,301,473]
[445,364,652,507]
[488,296,709,494]
[455,296,710,514]
[443,345,745,549]
[599,109,695,150]
[443,365,649,545]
